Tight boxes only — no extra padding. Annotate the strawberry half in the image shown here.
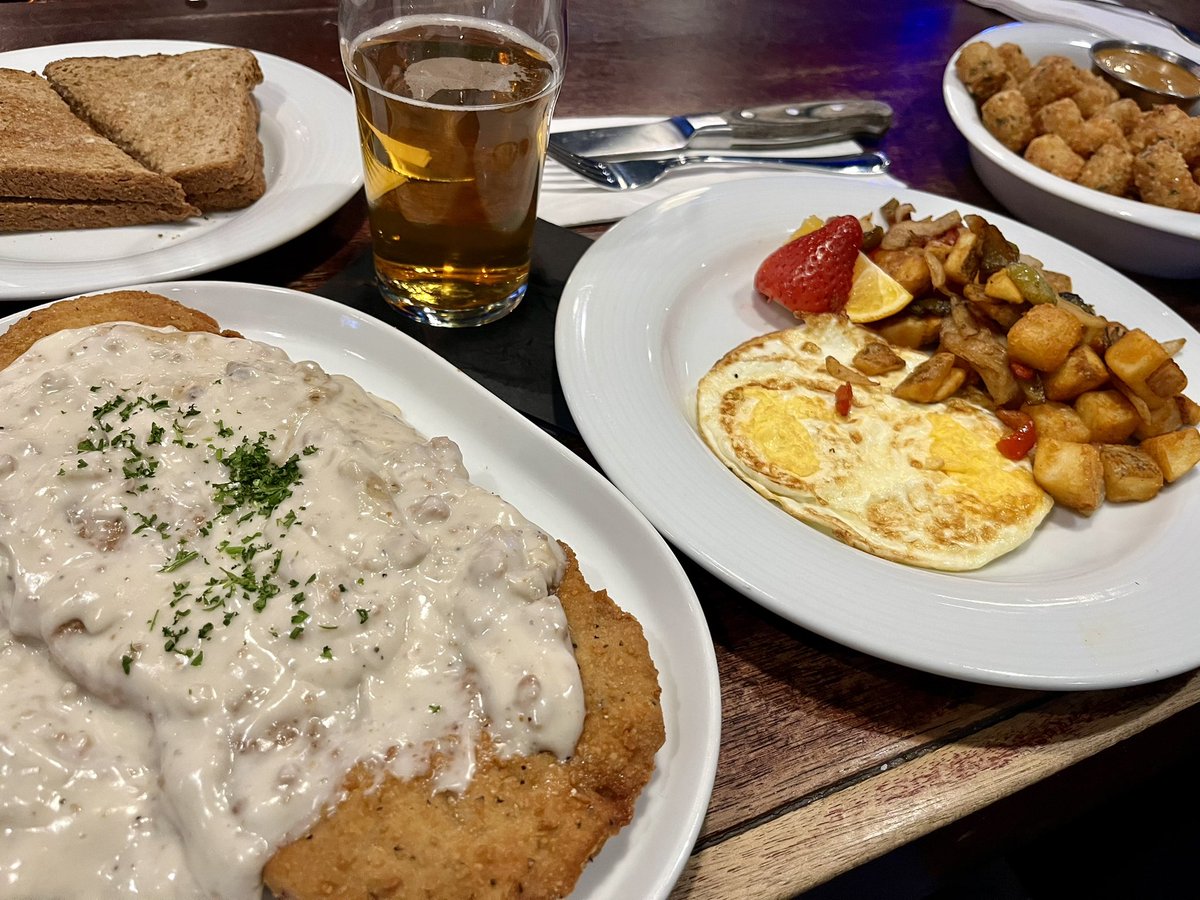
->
[754,215,863,314]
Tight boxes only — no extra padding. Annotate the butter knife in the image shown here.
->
[549,99,893,159]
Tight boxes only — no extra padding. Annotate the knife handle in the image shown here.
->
[699,99,893,147]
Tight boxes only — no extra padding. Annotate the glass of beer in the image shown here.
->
[338,0,566,327]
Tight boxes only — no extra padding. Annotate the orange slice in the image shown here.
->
[788,215,913,324]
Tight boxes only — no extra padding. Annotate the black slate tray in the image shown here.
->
[312,220,593,436]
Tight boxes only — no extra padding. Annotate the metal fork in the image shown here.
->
[546,143,890,190]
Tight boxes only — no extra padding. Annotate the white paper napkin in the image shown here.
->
[537,116,907,228]
[965,0,1200,56]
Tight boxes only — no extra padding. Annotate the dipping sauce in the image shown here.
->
[1093,45,1200,98]
[0,324,585,898]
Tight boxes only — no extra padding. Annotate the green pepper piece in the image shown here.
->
[1006,262,1057,305]
[978,224,1019,281]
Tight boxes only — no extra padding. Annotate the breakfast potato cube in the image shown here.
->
[1032,437,1105,515]
[873,313,942,349]
[1073,389,1139,442]
[943,230,979,284]
[1133,398,1182,440]
[1146,358,1188,399]
[984,268,1024,303]
[1176,394,1200,426]
[1140,427,1200,482]
[1021,401,1091,442]
[871,248,933,297]
[1098,444,1164,502]
[1043,345,1109,401]
[1105,328,1171,406]
[1007,305,1083,372]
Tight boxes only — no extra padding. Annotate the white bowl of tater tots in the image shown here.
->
[944,22,1200,279]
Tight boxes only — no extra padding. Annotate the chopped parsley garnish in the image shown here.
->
[83,386,323,675]
[212,433,302,519]
[160,549,199,573]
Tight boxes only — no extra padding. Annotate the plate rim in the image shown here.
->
[0,280,721,899]
[0,38,364,301]
[554,172,1200,691]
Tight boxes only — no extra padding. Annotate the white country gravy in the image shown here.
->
[0,323,585,898]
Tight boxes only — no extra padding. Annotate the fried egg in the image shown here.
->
[696,315,1053,571]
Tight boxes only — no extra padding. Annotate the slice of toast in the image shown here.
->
[0,68,197,209]
[0,197,200,233]
[44,48,265,210]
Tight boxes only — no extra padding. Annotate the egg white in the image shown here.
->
[696,315,1054,571]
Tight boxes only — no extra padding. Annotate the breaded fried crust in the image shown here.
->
[0,290,241,369]
[263,545,665,900]
[0,295,664,897]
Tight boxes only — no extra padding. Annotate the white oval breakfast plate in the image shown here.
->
[555,173,1200,691]
[0,282,721,900]
[0,40,363,302]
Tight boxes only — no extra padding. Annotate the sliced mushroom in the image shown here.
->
[893,352,966,403]
[879,211,963,249]
[939,299,1022,407]
[825,355,877,386]
[852,343,906,376]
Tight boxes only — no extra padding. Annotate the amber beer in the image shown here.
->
[345,16,561,326]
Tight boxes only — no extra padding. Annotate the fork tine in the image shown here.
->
[546,140,621,188]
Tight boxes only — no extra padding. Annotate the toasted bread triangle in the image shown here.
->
[0,68,195,208]
[44,48,265,208]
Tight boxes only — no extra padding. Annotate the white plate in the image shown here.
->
[943,22,1200,279]
[0,40,363,300]
[555,173,1200,690]
[0,282,720,900]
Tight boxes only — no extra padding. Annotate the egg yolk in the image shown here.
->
[744,388,836,478]
[930,413,1043,515]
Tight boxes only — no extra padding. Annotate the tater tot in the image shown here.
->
[1070,114,1129,157]
[1033,97,1084,136]
[1025,133,1087,180]
[1133,140,1200,211]
[1132,106,1200,164]
[997,42,1032,81]
[1019,55,1086,109]
[1128,104,1195,156]
[1097,98,1142,134]
[982,88,1036,152]
[1077,142,1135,196]
[1071,79,1120,118]
[955,42,1013,101]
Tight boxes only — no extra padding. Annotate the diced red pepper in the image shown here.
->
[835,382,853,417]
[1009,360,1036,380]
[996,411,1037,460]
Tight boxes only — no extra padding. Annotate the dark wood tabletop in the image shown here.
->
[3,2,1200,898]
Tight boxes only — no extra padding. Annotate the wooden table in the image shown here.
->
[3,2,1199,898]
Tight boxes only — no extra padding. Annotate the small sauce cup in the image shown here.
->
[1090,40,1200,113]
